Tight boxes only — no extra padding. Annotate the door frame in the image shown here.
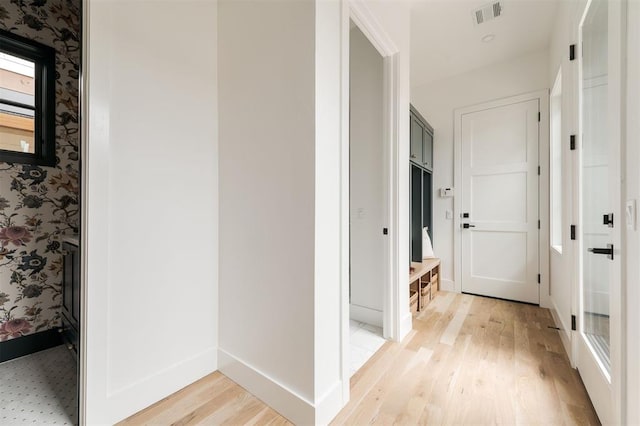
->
[453,90,551,308]
[339,0,404,403]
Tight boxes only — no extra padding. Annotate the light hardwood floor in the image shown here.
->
[121,293,600,425]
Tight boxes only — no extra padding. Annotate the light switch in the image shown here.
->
[445,210,453,220]
[440,188,454,198]
[357,208,365,219]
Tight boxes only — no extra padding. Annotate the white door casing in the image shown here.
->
[459,97,540,304]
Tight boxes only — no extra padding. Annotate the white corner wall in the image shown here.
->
[349,26,385,326]
[83,1,219,424]
[218,1,347,423]
[410,50,549,295]
[217,0,410,424]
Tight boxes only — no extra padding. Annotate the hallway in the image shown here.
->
[122,292,599,425]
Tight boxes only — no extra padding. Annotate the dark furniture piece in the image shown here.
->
[61,239,80,358]
[410,105,434,262]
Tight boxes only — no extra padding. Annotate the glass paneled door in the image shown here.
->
[578,0,622,423]
[582,0,610,372]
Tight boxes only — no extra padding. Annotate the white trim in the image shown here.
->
[550,298,572,358]
[218,348,344,426]
[340,1,351,406]
[218,349,314,425]
[339,0,351,405]
[348,1,398,58]
[349,304,383,327]
[453,89,551,307]
[578,334,613,423]
[79,0,88,424]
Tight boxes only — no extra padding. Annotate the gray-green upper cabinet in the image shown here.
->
[410,105,433,171]
[422,128,433,170]
[410,115,423,164]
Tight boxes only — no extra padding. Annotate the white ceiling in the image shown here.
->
[410,0,559,88]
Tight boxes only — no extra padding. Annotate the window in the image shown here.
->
[550,69,562,251]
[0,29,56,166]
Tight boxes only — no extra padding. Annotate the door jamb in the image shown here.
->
[453,90,551,308]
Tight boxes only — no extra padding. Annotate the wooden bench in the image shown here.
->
[409,258,440,315]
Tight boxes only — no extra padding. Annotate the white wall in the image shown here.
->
[411,50,549,293]
[349,26,384,326]
[217,0,317,422]
[624,1,640,423]
[547,0,587,356]
[83,1,219,423]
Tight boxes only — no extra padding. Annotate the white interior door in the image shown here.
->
[460,97,540,304]
[576,0,621,423]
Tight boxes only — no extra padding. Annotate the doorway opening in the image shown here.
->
[0,1,82,423]
[348,20,387,376]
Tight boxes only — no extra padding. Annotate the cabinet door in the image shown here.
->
[411,165,423,262]
[423,129,433,170]
[410,116,423,164]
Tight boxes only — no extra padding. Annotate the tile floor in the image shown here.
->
[349,320,386,376]
[0,345,77,425]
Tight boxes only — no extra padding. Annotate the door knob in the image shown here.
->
[588,244,614,260]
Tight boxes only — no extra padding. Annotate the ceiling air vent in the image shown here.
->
[473,2,502,25]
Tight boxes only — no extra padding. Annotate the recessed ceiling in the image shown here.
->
[410,0,559,88]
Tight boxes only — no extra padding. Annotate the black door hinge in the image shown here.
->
[383,227,388,235]
[538,166,541,175]
[571,315,577,331]
[538,112,541,122]
[570,44,576,61]
[570,225,576,240]
[570,134,576,150]
[538,220,541,229]
[537,274,541,284]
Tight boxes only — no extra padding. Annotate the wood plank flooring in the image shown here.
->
[121,293,600,425]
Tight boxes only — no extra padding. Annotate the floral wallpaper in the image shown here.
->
[0,0,80,342]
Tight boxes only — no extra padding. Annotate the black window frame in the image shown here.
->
[0,29,56,167]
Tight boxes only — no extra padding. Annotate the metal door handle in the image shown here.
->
[588,244,614,260]
[462,223,475,229]
[410,154,417,159]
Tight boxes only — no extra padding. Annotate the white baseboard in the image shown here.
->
[440,278,455,292]
[398,312,412,342]
[549,301,572,362]
[349,304,383,327]
[315,381,344,425]
[218,348,345,425]
[102,347,217,425]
